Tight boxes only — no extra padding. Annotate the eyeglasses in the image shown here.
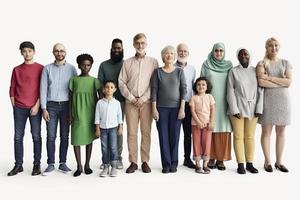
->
[134,42,146,46]
[214,49,224,53]
[53,50,66,54]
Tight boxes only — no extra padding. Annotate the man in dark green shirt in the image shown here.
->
[98,38,125,169]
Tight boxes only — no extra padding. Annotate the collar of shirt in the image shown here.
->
[102,97,115,102]
[54,60,67,67]
[176,60,188,68]
[134,53,146,60]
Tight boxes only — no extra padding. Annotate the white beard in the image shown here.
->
[177,57,188,64]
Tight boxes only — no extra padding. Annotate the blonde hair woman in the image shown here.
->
[256,37,292,173]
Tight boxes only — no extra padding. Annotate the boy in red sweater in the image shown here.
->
[8,41,43,176]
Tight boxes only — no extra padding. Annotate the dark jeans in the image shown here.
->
[13,106,42,166]
[100,127,118,167]
[182,102,192,160]
[46,101,69,164]
[156,107,181,169]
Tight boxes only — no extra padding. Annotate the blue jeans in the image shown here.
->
[13,106,42,166]
[100,127,118,167]
[156,107,181,170]
[182,102,192,159]
[46,101,69,164]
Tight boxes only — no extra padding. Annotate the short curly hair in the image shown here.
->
[76,53,94,66]
[193,77,213,94]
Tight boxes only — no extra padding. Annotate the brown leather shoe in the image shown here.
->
[126,163,138,173]
[141,162,151,173]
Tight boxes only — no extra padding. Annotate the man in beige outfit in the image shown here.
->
[119,33,158,173]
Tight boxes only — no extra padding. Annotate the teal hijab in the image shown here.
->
[202,42,233,73]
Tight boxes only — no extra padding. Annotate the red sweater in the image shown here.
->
[9,62,43,108]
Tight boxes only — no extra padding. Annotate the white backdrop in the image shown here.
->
[0,0,299,199]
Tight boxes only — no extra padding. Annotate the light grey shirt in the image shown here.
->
[227,65,264,118]
[94,98,123,129]
[174,62,196,102]
[151,67,187,107]
[40,61,77,109]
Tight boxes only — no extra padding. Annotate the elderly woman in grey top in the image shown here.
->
[151,45,187,173]
[227,48,263,174]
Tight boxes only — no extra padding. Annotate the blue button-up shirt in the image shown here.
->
[94,98,123,129]
[40,61,77,109]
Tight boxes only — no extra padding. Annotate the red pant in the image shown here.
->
[192,126,212,161]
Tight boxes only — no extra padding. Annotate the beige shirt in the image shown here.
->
[189,94,215,125]
[119,55,159,102]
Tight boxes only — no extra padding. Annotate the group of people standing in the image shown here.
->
[8,33,292,177]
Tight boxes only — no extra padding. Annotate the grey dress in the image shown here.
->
[258,59,292,125]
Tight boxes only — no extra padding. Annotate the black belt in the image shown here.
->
[48,101,68,105]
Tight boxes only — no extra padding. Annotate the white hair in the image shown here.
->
[161,45,177,62]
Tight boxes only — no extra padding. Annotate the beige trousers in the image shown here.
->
[125,102,152,164]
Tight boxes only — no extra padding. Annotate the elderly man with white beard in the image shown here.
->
[174,43,196,169]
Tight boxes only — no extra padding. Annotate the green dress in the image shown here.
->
[69,76,100,146]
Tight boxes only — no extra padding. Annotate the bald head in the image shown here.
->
[177,43,189,64]
[52,43,66,63]
[53,43,66,52]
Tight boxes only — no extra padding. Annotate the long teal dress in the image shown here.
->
[69,76,100,146]
[200,68,232,132]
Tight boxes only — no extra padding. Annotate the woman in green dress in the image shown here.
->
[69,54,100,177]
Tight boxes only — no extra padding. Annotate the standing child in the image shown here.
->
[8,41,43,176]
[189,77,215,174]
[95,80,123,177]
[69,54,100,177]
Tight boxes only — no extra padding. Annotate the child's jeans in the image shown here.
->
[101,127,118,167]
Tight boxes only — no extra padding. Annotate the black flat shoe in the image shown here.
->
[237,163,246,174]
[162,168,170,174]
[275,163,289,173]
[170,168,177,173]
[183,159,196,169]
[84,168,93,175]
[32,164,41,176]
[73,169,82,177]
[246,162,258,173]
[264,164,273,172]
[7,165,23,176]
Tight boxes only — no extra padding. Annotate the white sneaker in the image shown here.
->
[99,166,109,177]
[110,167,117,177]
[99,163,104,169]
[42,164,55,176]
[116,160,124,169]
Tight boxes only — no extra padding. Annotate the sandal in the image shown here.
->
[216,161,226,170]
[202,166,211,174]
[207,159,216,169]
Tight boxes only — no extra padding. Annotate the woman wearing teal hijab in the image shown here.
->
[200,43,233,170]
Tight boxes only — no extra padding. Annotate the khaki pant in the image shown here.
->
[230,116,258,163]
[125,102,152,163]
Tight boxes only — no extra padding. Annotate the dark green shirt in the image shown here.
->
[97,59,125,102]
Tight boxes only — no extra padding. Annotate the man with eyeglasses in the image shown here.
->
[40,43,77,175]
[119,33,158,173]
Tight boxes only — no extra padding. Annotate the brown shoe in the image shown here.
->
[141,162,151,173]
[126,163,138,174]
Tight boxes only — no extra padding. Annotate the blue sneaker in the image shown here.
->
[59,163,72,173]
[42,164,55,176]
